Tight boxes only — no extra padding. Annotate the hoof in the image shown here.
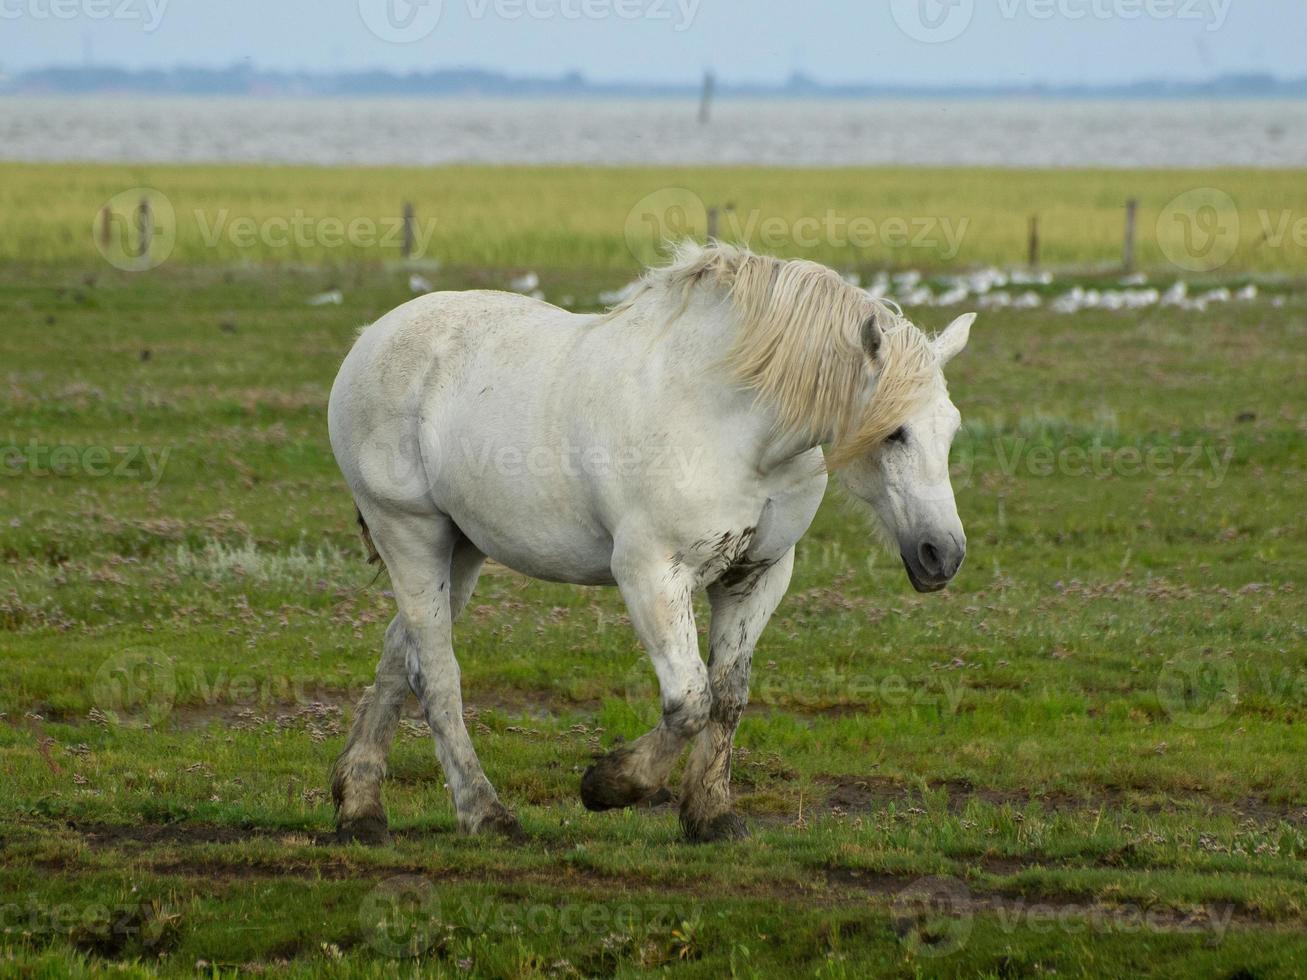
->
[336,812,391,846]
[467,806,527,842]
[580,751,653,812]
[640,787,676,809]
[682,810,749,843]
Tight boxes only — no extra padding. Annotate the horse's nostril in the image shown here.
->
[919,541,941,575]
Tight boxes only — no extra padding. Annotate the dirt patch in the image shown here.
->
[24,818,1307,932]
[826,867,1300,934]
[71,820,321,848]
[815,775,1307,825]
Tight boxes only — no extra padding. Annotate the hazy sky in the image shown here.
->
[1,0,1301,86]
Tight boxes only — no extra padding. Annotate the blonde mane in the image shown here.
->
[611,242,939,469]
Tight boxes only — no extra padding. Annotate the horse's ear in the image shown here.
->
[935,312,975,364]
[860,314,882,359]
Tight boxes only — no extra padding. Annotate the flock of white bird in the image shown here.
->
[308,266,1278,317]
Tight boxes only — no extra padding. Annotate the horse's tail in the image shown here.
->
[356,505,383,568]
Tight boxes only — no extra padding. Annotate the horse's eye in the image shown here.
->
[886,427,907,445]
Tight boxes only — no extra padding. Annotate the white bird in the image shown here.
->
[892,270,922,290]
[935,286,970,307]
[977,291,1012,309]
[1120,272,1149,287]
[1012,291,1043,309]
[897,286,934,308]
[409,273,433,294]
[966,268,1008,294]
[1124,288,1160,308]
[1162,282,1188,306]
[866,272,891,300]
[1201,287,1232,304]
[1236,284,1259,301]
[1051,287,1085,315]
[510,272,540,293]
[308,290,343,306]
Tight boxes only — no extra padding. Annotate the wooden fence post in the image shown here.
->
[1123,198,1138,272]
[1028,215,1040,268]
[707,207,719,241]
[698,71,715,125]
[135,197,152,261]
[402,202,415,259]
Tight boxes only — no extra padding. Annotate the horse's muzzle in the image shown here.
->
[900,535,965,593]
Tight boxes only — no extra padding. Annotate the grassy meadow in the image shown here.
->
[2,162,1307,272]
[1,164,1306,977]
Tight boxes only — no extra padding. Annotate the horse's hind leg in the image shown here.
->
[333,614,410,844]
[581,555,708,812]
[680,550,794,842]
[333,520,504,841]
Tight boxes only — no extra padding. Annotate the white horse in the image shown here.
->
[327,243,974,843]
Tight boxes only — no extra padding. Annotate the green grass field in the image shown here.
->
[4,162,1307,273]
[1,165,1306,977]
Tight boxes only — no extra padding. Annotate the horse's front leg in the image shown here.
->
[680,548,794,842]
[581,555,708,812]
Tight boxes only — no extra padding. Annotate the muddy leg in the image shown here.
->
[582,556,708,812]
[680,550,793,842]
[334,516,511,840]
[332,615,410,844]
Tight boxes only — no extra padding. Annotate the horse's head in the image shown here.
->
[838,312,974,593]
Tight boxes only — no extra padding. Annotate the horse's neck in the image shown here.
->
[616,285,829,472]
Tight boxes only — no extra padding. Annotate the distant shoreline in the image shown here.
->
[3,67,1305,101]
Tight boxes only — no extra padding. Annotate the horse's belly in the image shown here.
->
[463,523,617,585]
[438,483,618,586]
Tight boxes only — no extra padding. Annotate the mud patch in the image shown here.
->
[816,775,1307,825]
[826,866,1294,934]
